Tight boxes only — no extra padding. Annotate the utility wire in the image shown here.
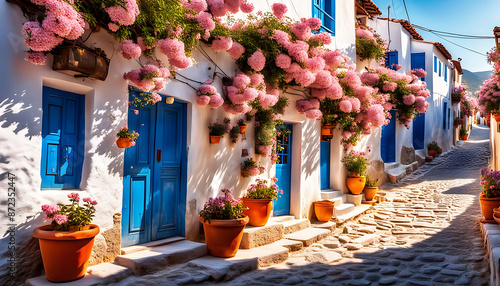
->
[413,24,494,39]
[391,0,397,18]
[402,0,411,23]
[425,30,487,56]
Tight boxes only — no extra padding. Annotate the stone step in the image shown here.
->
[281,218,310,234]
[285,228,331,246]
[334,203,355,217]
[187,241,290,281]
[240,222,284,249]
[115,240,207,275]
[25,263,131,286]
[120,236,185,255]
[269,215,295,222]
[320,189,345,200]
[336,204,373,224]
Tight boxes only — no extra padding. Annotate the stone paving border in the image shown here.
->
[479,220,500,286]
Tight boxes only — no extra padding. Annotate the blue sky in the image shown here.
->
[373,0,500,72]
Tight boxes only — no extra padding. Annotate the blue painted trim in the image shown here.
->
[434,56,437,73]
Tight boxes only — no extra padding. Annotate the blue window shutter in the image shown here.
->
[442,102,447,129]
[413,113,425,149]
[381,110,396,163]
[41,87,84,189]
[444,66,448,82]
[434,56,437,73]
[438,61,442,77]
[411,52,426,81]
[386,51,398,70]
[447,108,451,129]
[312,0,335,35]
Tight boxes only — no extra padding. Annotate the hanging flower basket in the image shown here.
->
[210,136,221,144]
[116,138,133,148]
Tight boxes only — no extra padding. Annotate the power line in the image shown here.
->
[391,0,397,18]
[425,30,487,56]
[413,24,494,40]
[402,0,411,23]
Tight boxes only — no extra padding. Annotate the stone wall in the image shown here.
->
[400,146,416,165]
[89,213,122,265]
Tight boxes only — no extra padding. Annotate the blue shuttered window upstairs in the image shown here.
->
[312,0,335,35]
[41,87,85,189]
[411,52,426,81]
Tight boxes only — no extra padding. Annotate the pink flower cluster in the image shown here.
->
[120,40,142,59]
[105,0,139,26]
[123,64,170,92]
[206,0,254,17]
[271,3,287,21]
[196,83,224,108]
[25,51,47,65]
[224,73,280,114]
[157,38,191,69]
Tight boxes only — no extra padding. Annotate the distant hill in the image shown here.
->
[462,69,493,95]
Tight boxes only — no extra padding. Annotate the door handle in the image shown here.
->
[156,149,161,162]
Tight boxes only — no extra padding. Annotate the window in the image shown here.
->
[434,56,437,73]
[448,108,451,129]
[385,51,398,70]
[444,65,448,82]
[442,102,447,129]
[411,52,426,81]
[41,87,85,189]
[312,0,335,35]
[438,61,442,77]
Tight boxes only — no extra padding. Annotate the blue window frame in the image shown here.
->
[434,56,437,73]
[444,65,448,82]
[312,0,335,35]
[411,52,426,81]
[385,51,399,70]
[438,61,442,77]
[41,87,85,189]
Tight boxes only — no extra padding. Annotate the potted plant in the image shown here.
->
[437,146,443,154]
[199,189,248,257]
[116,127,139,148]
[313,200,335,222]
[479,168,500,221]
[208,121,228,144]
[229,126,240,147]
[237,118,247,134]
[342,150,370,195]
[363,175,378,201]
[460,127,468,141]
[241,158,265,178]
[33,193,99,282]
[241,178,282,226]
[427,141,439,157]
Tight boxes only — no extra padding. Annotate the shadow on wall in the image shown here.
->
[0,89,39,139]
[0,214,45,286]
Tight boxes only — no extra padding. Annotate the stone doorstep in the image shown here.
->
[268,215,295,223]
[120,236,185,255]
[285,227,331,247]
[320,189,345,200]
[115,240,208,276]
[239,222,284,249]
[334,203,356,217]
[281,218,310,234]
[335,204,372,224]
[311,221,336,232]
[25,263,132,286]
[479,222,500,286]
[187,242,290,281]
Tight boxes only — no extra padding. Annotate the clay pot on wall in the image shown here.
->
[239,125,247,134]
[116,138,132,148]
[199,216,248,257]
[33,224,100,282]
[428,150,437,158]
[210,136,221,144]
[241,198,273,227]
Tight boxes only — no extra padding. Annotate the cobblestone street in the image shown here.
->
[109,126,492,286]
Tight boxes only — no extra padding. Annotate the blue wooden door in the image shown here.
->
[442,102,448,129]
[411,52,426,81]
[413,113,425,149]
[122,91,186,246]
[320,141,330,190]
[386,51,398,70]
[381,110,396,163]
[274,124,292,216]
[41,87,84,189]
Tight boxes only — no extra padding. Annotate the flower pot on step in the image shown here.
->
[428,150,437,157]
[461,135,468,141]
[437,148,442,154]
[479,193,500,220]
[33,224,100,282]
[346,175,366,195]
[313,201,335,222]
[363,187,378,201]
[199,216,248,257]
[241,198,273,227]
[116,138,132,148]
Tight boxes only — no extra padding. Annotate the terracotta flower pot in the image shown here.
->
[461,135,468,141]
[346,176,366,195]
[239,125,247,134]
[363,187,378,201]
[479,193,500,220]
[199,216,249,257]
[321,125,334,136]
[428,150,437,157]
[210,135,221,143]
[314,201,335,222]
[241,198,273,227]
[494,114,500,122]
[116,138,132,148]
[33,224,100,282]
[437,148,443,154]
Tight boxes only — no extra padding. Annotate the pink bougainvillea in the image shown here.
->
[123,64,169,92]
[196,12,216,30]
[182,0,208,13]
[120,40,142,59]
[196,83,223,109]
[271,3,288,21]
[247,50,266,71]
[227,42,245,59]
[105,0,140,26]
[25,51,47,65]
[211,36,233,52]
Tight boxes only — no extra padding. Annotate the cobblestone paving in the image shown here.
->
[111,125,492,286]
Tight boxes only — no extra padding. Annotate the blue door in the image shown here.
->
[320,141,330,190]
[122,90,186,246]
[386,51,398,70]
[413,113,425,149]
[41,87,85,189]
[411,52,426,81]
[381,110,396,163]
[442,102,447,129]
[275,124,292,216]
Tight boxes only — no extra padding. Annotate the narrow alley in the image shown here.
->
[106,125,491,286]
